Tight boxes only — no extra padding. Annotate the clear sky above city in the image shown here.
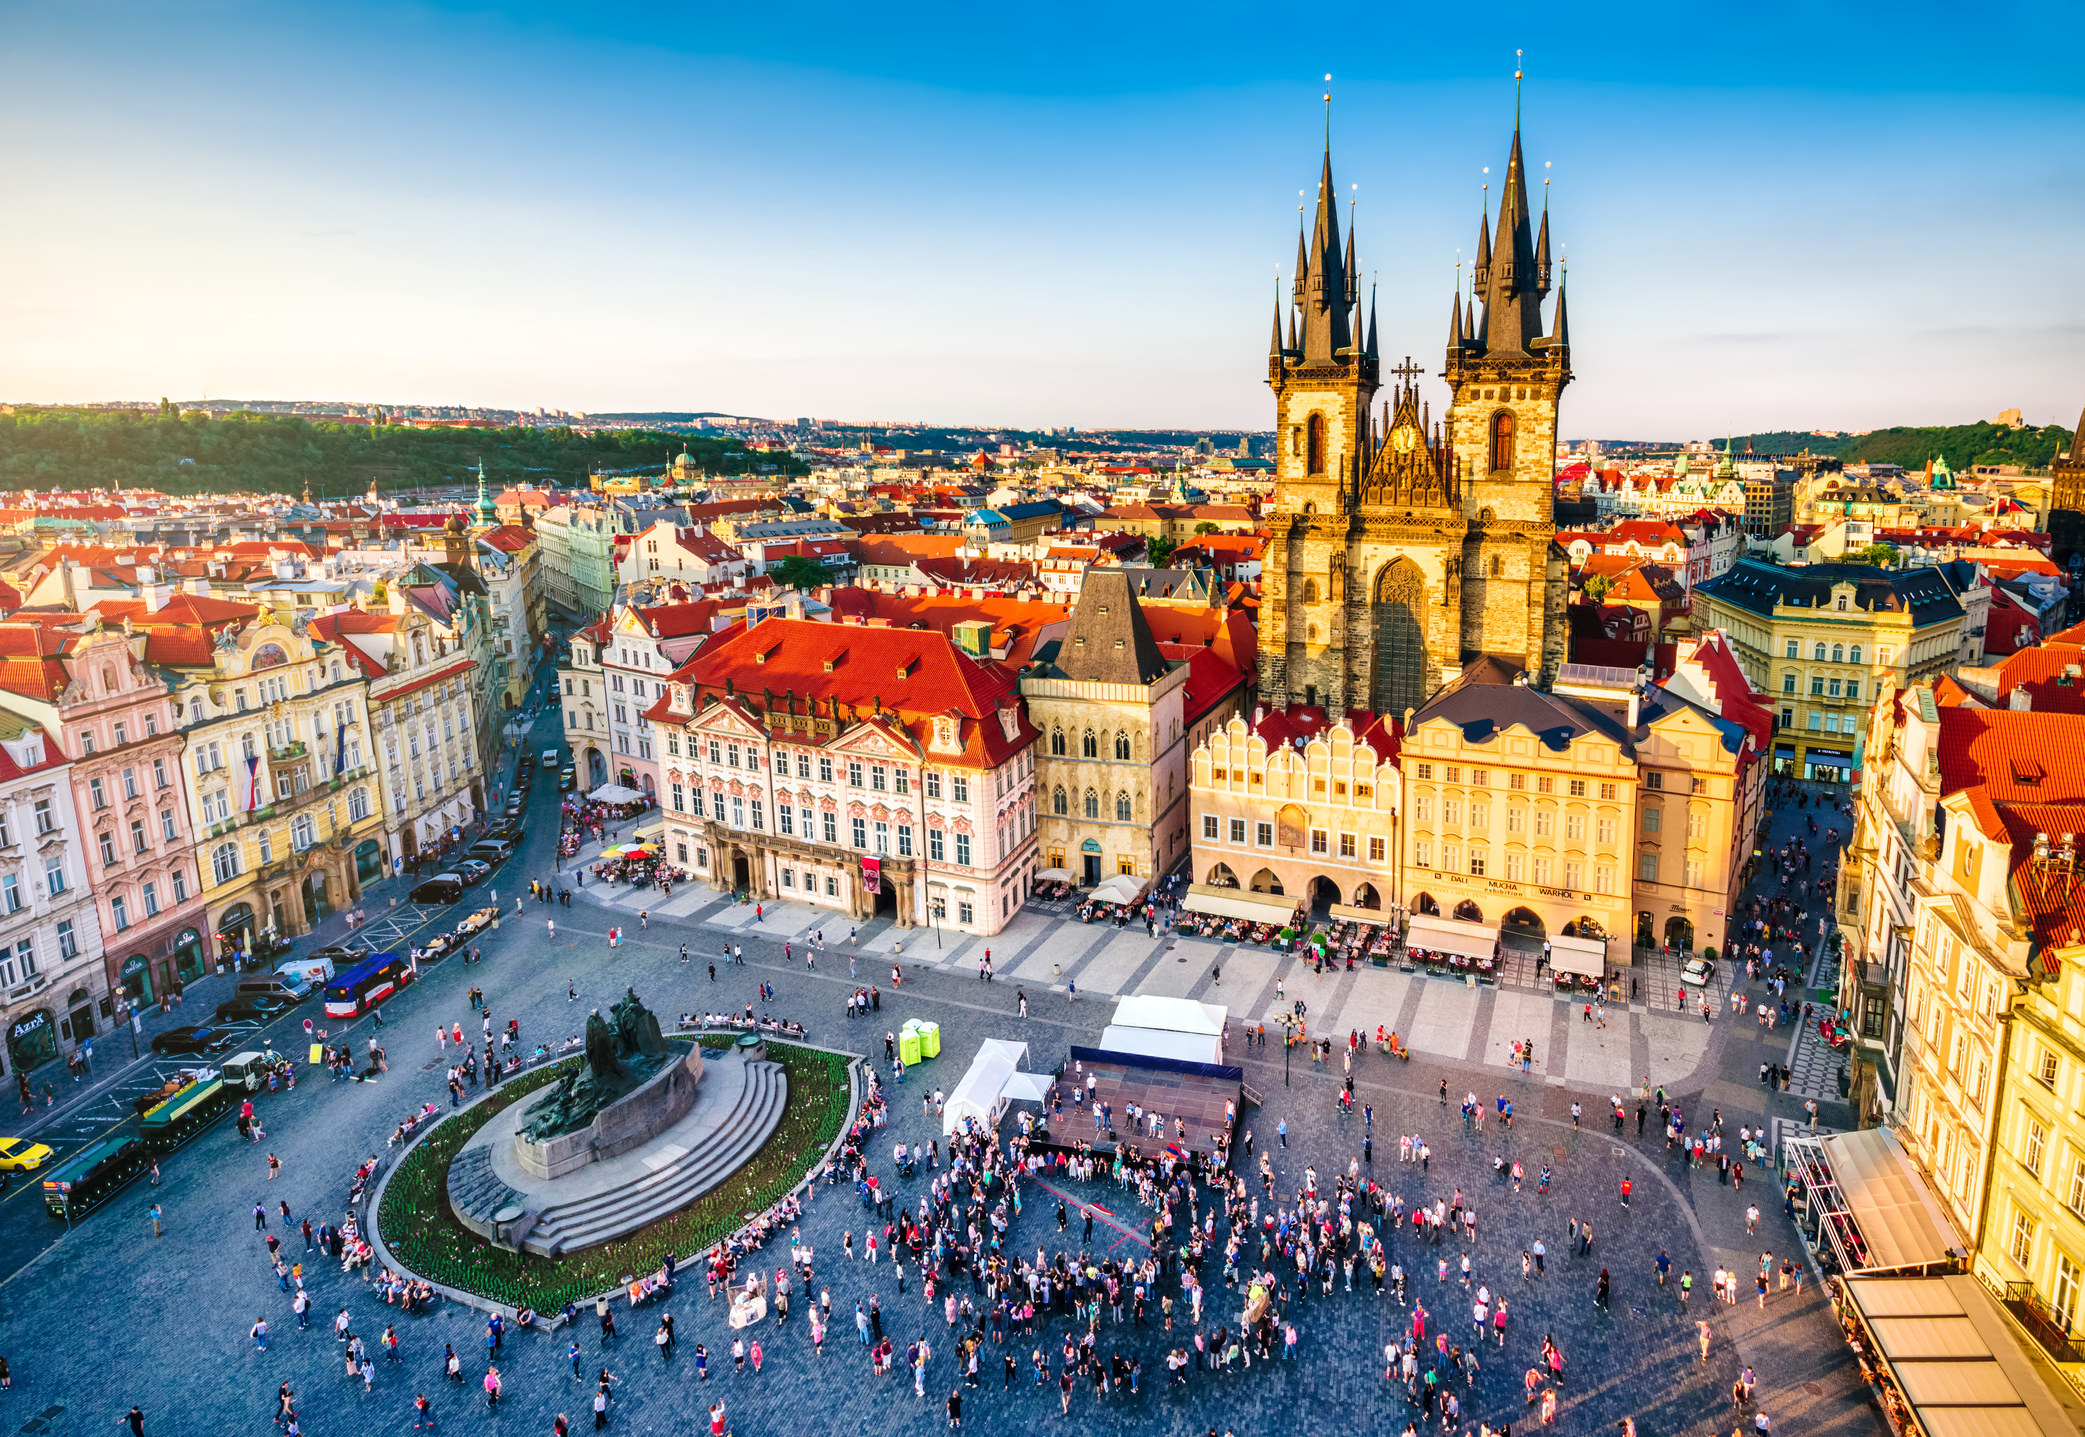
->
[4,1,2082,437]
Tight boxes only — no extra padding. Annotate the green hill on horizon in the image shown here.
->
[0,408,802,498]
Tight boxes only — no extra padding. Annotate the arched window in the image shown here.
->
[1832,644,1844,663]
[1814,642,1828,661]
[1081,730,1097,758]
[211,842,241,884]
[1306,413,1326,475]
[1052,786,1067,816]
[1488,410,1515,473]
[1083,789,1099,819]
[1115,792,1132,822]
[1114,732,1131,761]
[1050,727,1065,756]
[1850,644,1862,664]
[1302,579,1319,604]
[1489,555,1503,578]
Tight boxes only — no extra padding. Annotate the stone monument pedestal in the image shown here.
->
[514,1046,704,1181]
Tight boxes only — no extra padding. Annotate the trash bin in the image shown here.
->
[899,1029,922,1067]
[915,1021,940,1059]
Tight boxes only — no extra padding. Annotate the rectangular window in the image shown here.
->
[172,868,188,902]
[873,821,889,854]
[895,769,910,795]
[1533,856,1552,886]
[1536,776,1554,794]
[2059,1256,2082,1327]
[1685,857,1705,887]
[1566,780,1586,798]
[1508,773,1525,791]
[1594,863,1614,894]
[750,800,764,832]
[98,833,115,866]
[56,920,75,960]
[958,901,974,925]
[671,783,685,813]
[43,857,64,895]
[1596,817,1616,845]
[2026,1118,2048,1177]
[731,796,746,828]
[1564,860,1584,890]
[871,765,887,792]
[122,768,138,799]
[1413,839,1433,868]
[781,868,795,889]
[110,895,129,931]
[1415,764,1433,780]
[1226,818,1244,844]
[142,881,160,917]
[1203,815,1218,840]
[153,758,168,789]
[955,833,972,866]
[1310,829,1328,855]
[1255,821,1273,847]
[1643,808,1661,834]
[1505,853,1525,882]
[1566,814,1586,842]
[897,824,913,857]
[1339,832,1356,858]
[822,812,837,844]
[851,817,867,849]
[925,771,941,799]
[1845,679,1860,701]
[1443,843,1461,873]
[847,761,863,787]
[929,829,945,862]
[1638,851,1659,882]
[1469,769,1489,787]
[15,939,34,978]
[1368,835,1385,863]
[1468,847,1487,877]
[952,776,969,803]
[778,804,793,836]
[2012,1209,2037,1266]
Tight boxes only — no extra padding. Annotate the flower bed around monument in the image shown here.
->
[375,1035,853,1311]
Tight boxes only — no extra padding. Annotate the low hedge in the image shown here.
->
[376,1036,852,1310]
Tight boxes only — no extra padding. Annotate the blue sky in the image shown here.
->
[2,1,2082,437]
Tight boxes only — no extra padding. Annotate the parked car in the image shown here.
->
[409,875,466,904]
[485,823,524,845]
[457,859,492,886]
[214,994,297,1024]
[150,1025,239,1057]
[1680,956,1717,988]
[469,838,515,862]
[0,1136,54,1171]
[559,768,576,792]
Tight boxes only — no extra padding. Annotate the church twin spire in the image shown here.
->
[1273,144,1376,374]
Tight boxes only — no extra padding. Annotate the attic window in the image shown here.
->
[896,658,917,680]
[1115,640,1125,650]
[823,651,845,672]
[2011,758,2046,786]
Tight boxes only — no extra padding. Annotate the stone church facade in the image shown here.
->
[1259,114,1572,721]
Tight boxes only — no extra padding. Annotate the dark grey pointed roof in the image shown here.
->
[1053,568,1170,686]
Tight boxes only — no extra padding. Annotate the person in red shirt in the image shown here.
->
[1620,1178,1632,1209]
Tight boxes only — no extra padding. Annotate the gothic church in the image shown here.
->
[1258,108,1572,719]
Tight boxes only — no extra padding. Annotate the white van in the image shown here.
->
[273,956,336,999]
[540,748,560,768]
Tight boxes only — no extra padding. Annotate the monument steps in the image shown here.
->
[525,1057,788,1256]
[447,1146,522,1227]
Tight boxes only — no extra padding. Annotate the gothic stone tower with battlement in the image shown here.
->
[1444,118,1572,686]
[1261,148,1471,720]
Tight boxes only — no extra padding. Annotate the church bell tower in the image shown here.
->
[1444,94,1572,685]
[1260,137,1380,711]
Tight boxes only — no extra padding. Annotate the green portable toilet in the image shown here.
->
[898,1027,923,1066]
[915,1021,940,1059]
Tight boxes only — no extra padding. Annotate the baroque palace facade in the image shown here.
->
[1259,114,1572,720]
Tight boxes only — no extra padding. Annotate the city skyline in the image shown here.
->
[3,2,2082,434]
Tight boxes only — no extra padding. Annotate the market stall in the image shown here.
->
[1783,1127,1960,1278]
[1547,932,1609,989]
[942,1038,1046,1138]
[1403,912,1500,982]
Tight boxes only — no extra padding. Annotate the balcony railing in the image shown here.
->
[271,741,307,762]
[2002,1281,2085,1364]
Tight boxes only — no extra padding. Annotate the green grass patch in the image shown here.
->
[376,1037,852,1310]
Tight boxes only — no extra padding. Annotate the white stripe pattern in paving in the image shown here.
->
[1407,981,1481,1058]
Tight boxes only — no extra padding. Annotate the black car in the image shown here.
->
[150,1025,238,1057]
[485,822,524,844]
[215,995,297,1024]
[409,874,465,904]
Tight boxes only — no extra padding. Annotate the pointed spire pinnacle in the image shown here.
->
[1288,306,1300,355]
[1298,139,1353,364]
[1535,187,1552,297]
[1449,278,1464,347]
[1269,284,1285,361]
[1550,272,1569,349]
[1365,282,1379,360]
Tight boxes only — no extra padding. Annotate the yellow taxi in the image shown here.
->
[0,1136,54,1171]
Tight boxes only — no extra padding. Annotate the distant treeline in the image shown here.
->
[1733,421,2075,472]
[0,408,805,499]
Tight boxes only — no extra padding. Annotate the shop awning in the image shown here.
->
[1327,903,1393,926]
[1548,932,1608,979]
[589,783,645,803]
[1090,875,1147,906]
[1839,1274,2085,1437]
[1404,913,1498,962]
[1825,1128,1960,1272]
[1183,885,1296,927]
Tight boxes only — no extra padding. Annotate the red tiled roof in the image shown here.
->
[1937,708,2085,803]
[663,617,1037,770]
[1246,704,1400,764]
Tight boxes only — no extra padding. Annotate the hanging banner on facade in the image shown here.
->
[861,856,882,895]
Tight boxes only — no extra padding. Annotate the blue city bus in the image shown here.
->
[323,952,410,1019]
